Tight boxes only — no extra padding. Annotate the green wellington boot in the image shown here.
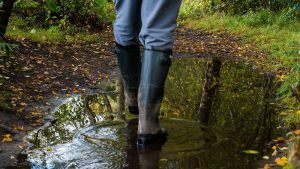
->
[115,43,141,115]
[137,50,172,146]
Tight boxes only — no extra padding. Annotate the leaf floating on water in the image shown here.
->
[2,134,13,142]
[275,156,287,166]
[243,150,259,154]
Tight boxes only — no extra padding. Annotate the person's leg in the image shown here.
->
[114,0,141,46]
[114,0,141,114]
[137,0,182,144]
[139,0,182,52]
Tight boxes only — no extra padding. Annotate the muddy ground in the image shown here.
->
[0,27,267,168]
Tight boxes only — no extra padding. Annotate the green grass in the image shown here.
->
[6,16,104,44]
[179,11,300,124]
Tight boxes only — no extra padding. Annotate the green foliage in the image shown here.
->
[283,163,294,169]
[212,0,300,14]
[44,0,114,28]
[15,0,39,10]
[0,42,18,58]
[180,0,300,20]
[179,0,212,19]
[14,0,44,26]
[241,9,275,26]
[7,16,106,43]
[14,0,115,30]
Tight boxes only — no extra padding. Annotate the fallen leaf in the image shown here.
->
[294,129,300,135]
[14,125,24,131]
[263,164,272,169]
[72,88,79,93]
[2,134,13,142]
[275,156,287,166]
[243,150,259,154]
[272,149,278,156]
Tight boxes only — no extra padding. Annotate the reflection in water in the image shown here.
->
[24,57,279,169]
[198,58,222,125]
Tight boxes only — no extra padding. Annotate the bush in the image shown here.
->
[212,0,300,14]
[14,0,115,31]
[179,0,212,19]
[180,0,300,20]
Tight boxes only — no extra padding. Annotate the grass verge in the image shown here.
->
[6,16,108,44]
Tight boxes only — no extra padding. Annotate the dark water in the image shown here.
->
[23,57,280,169]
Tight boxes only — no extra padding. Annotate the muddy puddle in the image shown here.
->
[22,57,280,169]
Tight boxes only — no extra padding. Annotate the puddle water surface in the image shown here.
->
[24,57,280,169]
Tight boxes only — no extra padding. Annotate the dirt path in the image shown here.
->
[0,27,267,168]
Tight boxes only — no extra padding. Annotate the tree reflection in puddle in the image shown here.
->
[24,57,280,169]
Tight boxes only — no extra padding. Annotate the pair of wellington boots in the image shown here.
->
[115,43,171,147]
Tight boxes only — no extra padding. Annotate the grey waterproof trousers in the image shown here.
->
[113,0,182,51]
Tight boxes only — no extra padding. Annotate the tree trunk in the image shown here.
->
[198,58,222,125]
[288,137,300,169]
[0,0,15,35]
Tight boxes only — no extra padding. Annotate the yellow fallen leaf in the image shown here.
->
[294,129,300,135]
[14,125,24,131]
[276,74,286,81]
[264,164,272,169]
[66,93,72,97]
[31,111,41,116]
[272,145,277,150]
[72,88,79,93]
[275,156,287,166]
[2,134,13,142]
